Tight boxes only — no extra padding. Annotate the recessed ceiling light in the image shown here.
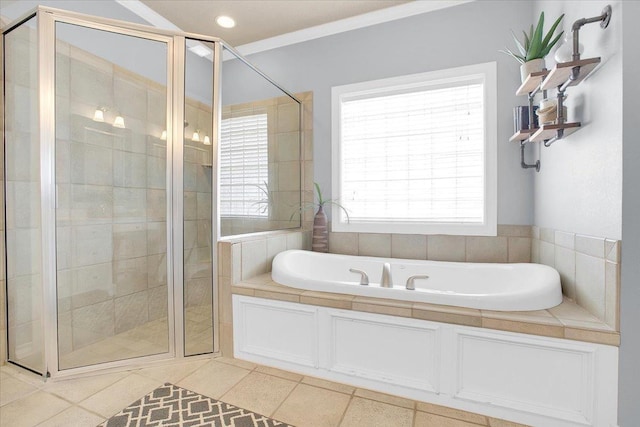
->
[216,15,235,29]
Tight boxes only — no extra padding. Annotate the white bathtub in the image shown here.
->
[271,250,562,311]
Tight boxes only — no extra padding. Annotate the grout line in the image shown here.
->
[336,394,354,427]
[268,379,299,419]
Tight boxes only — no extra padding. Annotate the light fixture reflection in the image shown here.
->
[113,115,125,128]
[192,130,200,142]
[203,135,211,145]
[93,108,105,122]
[160,130,167,140]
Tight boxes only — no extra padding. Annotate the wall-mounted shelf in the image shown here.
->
[509,4,612,172]
[529,122,581,142]
[516,70,549,96]
[540,58,601,90]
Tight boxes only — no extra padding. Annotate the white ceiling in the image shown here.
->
[139,0,411,46]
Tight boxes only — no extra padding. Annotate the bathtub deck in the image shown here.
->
[232,273,619,347]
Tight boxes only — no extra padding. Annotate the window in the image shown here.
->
[219,113,269,217]
[331,62,497,235]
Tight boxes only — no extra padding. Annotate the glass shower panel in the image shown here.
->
[220,47,302,237]
[4,17,45,374]
[55,22,170,369]
[184,39,214,356]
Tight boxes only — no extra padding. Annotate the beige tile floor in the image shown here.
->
[0,356,527,427]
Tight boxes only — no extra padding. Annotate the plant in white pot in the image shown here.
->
[501,12,565,82]
[290,183,349,253]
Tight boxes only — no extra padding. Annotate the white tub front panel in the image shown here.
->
[322,310,440,393]
[234,297,318,368]
[452,329,595,425]
[232,295,618,427]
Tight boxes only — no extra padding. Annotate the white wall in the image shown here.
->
[532,1,622,240]
[619,0,640,424]
[234,0,535,226]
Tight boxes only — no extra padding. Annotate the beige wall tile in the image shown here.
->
[538,240,555,268]
[329,232,358,255]
[241,239,268,280]
[554,230,575,249]
[428,235,465,262]
[575,253,606,321]
[497,224,531,237]
[391,234,427,260]
[113,223,147,260]
[113,256,147,297]
[540,227,555,243]
[575,234,605,258]
[605,239,620,262]
[554,246,576,300]
[358,233,391,258]
[466,237,507,263]
[231,243,242,284]
[72,300,115,349]
[531,238,540,263]
[266,235,287,268]
[114,291,149,334]
[605,261,620,330]
[507,237,531,263]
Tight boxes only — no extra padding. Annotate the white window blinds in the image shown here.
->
[332,63,497,235]
[220,113,269,217]
[340,82,484,223]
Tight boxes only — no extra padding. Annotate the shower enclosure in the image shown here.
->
[2,7,301,377]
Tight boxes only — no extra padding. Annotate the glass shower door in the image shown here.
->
[54,22,171,369]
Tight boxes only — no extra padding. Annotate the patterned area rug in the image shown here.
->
[98,383,294,427]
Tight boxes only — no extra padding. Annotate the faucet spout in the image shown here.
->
[381,263,393,288]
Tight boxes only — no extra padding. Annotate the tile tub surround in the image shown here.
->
[218,229,312,356]
[231,273,619,347]
[328,224,532,263]
[531,226,620,330]
[0,357,524,427]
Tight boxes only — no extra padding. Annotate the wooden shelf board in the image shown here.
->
[541,58,601,90]
[529,122,581,142]
[509,128,538,143]
[515,70,549,96]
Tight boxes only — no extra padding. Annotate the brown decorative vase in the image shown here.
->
[312,205,329,252]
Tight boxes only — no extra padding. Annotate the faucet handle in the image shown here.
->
[349,268,369,286]
[406,275,429,290]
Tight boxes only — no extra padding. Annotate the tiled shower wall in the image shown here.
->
[220,91,313,236]
[532,226,620,330]
[54,43,215,355]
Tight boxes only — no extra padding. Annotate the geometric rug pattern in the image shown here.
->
[98,383,294,427]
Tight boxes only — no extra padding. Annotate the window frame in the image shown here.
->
[331,62,497,236]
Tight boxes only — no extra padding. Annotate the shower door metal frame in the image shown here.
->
[22,6,222,378]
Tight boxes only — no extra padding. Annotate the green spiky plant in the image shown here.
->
[501,12,565,64]
[290,182,350,222]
